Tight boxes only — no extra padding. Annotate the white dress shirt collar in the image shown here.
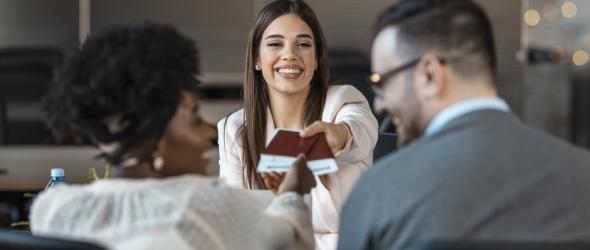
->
[425,97,510,137]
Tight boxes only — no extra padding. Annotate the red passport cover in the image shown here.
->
[262,130,334,160]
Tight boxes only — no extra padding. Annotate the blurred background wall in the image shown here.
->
[0,0,588,148]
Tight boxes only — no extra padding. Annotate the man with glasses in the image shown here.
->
[338,0,590,249]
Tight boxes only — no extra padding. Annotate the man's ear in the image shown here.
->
[416,54,445,100]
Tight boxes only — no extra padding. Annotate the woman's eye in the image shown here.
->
[267,42,281,47]
[298,43,312,48]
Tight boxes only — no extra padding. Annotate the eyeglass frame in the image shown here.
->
[369,56,447,96]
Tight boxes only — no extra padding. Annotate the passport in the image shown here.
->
[257,129,338,175]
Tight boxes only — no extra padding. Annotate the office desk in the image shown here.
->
[0,146,100,191]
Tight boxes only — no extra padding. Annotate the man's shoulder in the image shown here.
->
[519,122,590,162]
[368,111,590,182]
[356,141,427,192]
[459,110,590,160]
[372,135,436,168]
[362,125,486,188]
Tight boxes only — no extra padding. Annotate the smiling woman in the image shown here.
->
[217,0,379,249]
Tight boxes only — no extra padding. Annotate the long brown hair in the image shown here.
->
[240,0,330,189]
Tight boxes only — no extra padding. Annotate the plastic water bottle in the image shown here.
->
[44,168,65,190]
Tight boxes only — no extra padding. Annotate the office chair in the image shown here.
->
[328,49,374,109]
[374,132,397,161]
[0,48,62,144]
[410,240,590,250]
[0,97,6,145]
[373,116,398,161]
[0,229,107,250]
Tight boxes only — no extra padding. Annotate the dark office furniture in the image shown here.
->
[411,240,590,250]
[0,229,107,250]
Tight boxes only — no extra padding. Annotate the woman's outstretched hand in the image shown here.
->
[300,121,350,155]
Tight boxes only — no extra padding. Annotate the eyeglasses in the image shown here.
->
[369,57,447,96]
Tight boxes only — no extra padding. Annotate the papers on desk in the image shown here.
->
[257,129,338,175]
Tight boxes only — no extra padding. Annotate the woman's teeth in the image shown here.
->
[278,68,301,74]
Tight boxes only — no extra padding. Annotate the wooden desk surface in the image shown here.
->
[0,146,101,191]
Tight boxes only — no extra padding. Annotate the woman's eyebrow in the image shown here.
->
[296,34,313,39]
[264,34,284,40]
[264,33,313,40]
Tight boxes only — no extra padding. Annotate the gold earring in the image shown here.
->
[153,156,165,172]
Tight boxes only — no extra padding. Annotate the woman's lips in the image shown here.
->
[275,66,303,79]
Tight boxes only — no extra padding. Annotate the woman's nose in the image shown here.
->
[280,45,296,61]
[281,54,295,61]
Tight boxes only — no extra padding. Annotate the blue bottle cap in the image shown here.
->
[50,168,65,177]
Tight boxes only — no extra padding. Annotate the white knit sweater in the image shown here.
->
[30,175,313,250]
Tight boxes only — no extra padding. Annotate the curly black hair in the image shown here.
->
[43,21,200,164]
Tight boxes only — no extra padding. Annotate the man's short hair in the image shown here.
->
[374,0,496,78]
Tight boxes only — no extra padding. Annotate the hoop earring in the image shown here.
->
[153,156,165,172]
[255,64,261,71]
